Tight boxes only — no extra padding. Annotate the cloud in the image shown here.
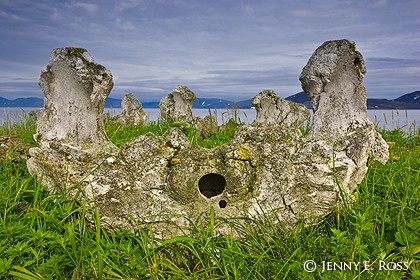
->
[0,0,419,101]
[0,9,26,21]
[113,18,137,31]
[241,4,254,15]
[373,0,387,7]
[366,57,420,67]
[0,80,39,99]
[290,9,311,17]
[115,0,144,11]
[70,2,98,12]
[50,8,63,20]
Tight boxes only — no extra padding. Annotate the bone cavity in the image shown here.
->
[26,41,389,238]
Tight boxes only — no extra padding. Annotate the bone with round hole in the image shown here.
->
[27,40,389,238]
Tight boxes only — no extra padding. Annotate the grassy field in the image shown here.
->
[0,116,419,279]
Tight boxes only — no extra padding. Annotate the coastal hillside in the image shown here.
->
[1,91,419,109]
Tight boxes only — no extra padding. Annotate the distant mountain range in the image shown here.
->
[1,91,419,109]
[0,97,44,108]
[284,91,420,109]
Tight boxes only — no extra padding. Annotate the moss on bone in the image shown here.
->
[28,40,390,238]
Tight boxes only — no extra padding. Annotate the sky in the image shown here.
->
[0,0,419,102]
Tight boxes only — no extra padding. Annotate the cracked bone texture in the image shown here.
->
[252,89,310,127]
[35,47,114,150]
[300,39,369,142]
[160,85,196,122]
[27,41,388,238]
[116,93,146,126]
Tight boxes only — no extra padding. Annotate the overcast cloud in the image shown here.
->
[1,0,419,101]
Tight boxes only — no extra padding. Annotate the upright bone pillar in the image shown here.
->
[299,40,369,142]
[35,47,113,148]
[117,93,146,126]
[160,85,196,122]
[299,40,388,165]
[251,89,310,127]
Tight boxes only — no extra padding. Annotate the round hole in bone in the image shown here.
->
[198,173,226,198]
[219,200,227,208]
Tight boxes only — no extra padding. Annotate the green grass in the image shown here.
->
[0,116,419,279]
[104,115,239,149]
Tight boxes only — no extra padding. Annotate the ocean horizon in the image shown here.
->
[1,107,419,132]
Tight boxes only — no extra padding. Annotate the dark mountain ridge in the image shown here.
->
[1,91,419,109]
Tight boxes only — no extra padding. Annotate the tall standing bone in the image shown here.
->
[160,85,196,122]
[252,89,310,127]
[116,93,146,126]
[27,47,117,194]
[300,40,389,164]
[35,48,114,149]
[27,40,388,238]
[300,40,368,141]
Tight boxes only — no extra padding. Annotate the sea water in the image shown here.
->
[1,107,419,132]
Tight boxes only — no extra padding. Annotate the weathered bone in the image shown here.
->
[300,40,368,141]
[160,86,196,122]
[27,40,388,238]
[35,48,113,150]
[116,93,146,126]
[252,89,310,127]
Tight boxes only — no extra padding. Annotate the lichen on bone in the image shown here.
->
[27,40,389,238]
